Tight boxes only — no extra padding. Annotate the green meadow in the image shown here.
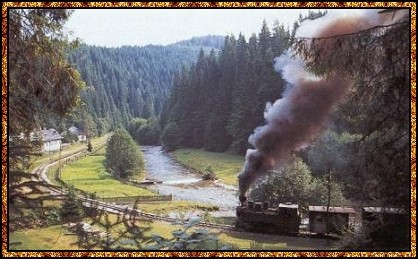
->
[9,225,81,250]
[172,149,245,186]
[10,216,329,250]
[60,154,155,198]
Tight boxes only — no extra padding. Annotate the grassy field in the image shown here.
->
[60,154,155,198]
[136,219,321,250]
[9,204,331,251]
[172,149,244,186]
[9,225,81,250]
[30,134,111,170]
[218,231,332,250]
[10,216,331,250]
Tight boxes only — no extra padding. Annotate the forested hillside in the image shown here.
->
[170,35,225,49]
[161,21,291,154]
[64,36,223,136]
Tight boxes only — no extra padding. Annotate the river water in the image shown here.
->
[142,146,239,216]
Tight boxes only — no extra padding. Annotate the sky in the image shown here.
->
[65,8,319,47]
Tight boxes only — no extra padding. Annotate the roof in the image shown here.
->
[362,207,406,214]
[309,206,356,214]
[279,203,299,209]
[68,126,82,135]
[41,128,62,141]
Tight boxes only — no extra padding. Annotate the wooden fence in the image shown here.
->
[97,194,173,204]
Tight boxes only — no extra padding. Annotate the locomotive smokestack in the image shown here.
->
[237,9,406,198]
[239,194,247,206]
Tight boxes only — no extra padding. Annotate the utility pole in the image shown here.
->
[326,167,331,235]
[58,141,62,179]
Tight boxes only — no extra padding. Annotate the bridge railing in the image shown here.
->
[97,194,173,204]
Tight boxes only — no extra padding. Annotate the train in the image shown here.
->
[235,196,406,236]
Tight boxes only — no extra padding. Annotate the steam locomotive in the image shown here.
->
[236,201,301,234]
[235,195,405,236]
[236,196,301,235]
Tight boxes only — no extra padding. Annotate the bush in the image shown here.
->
[250,156,349,208]
[105,129,145,180]
[202,165,217,180]
[87,140,93,152]
[145,219,229,250]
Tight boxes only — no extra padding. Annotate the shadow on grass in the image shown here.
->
[222,230,335,250]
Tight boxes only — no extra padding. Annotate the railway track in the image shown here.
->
[32,149,88,196]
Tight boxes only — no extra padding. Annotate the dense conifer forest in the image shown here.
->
[161,21,291,154]
[46,35,224,136]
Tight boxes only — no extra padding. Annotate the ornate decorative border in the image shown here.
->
[1,2,416,257]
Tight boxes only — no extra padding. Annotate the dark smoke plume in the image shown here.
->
[237,9,408,198]
[238,74,350,198]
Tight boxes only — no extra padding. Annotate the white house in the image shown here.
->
[10,129,62,153]
[39,128,62,152]
[68,126,87,142]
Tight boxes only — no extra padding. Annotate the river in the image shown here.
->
[142,146,239,216]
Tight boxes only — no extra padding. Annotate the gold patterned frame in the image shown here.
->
[1,2,416,257]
